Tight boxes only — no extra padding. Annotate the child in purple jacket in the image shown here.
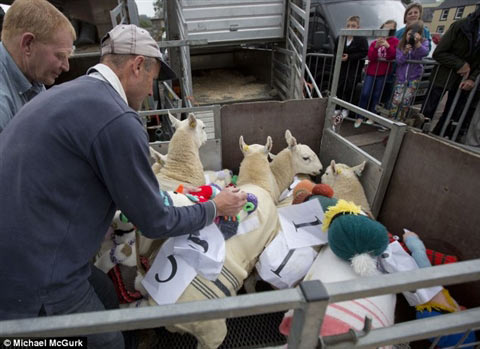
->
[390,20,429,119]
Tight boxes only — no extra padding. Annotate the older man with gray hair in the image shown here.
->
[0,24,247,348]
[0,0,75,132]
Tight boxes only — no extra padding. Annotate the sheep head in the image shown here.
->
[285,130,323,176]
[239,135,272,156]
[321,160,366,185]
[168,112,207,148]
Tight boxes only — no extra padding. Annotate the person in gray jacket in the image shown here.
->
[0,24,246,348]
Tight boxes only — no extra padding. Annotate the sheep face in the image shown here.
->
[168,112,207,148]
[321,160,366,186]
[291,144,322,176]
[284,130,322,176]
[239,135,273,157]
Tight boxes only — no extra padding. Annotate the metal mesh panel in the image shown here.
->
[155,311,287,349]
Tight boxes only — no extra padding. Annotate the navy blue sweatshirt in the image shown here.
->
[0,76,215,319]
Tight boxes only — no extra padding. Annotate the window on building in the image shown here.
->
[455,7,465,19]
[440,9,449,21]
[437,25,445,34]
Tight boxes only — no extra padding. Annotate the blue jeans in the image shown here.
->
[358,75,386,118]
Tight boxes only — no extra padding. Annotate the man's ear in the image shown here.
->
[133,56,145,76]
[20,33,35,55]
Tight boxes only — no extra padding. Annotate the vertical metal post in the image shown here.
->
[326,35,346,129]
[372,121,406,217]
[452,75,480,141]
[288,280,330,348]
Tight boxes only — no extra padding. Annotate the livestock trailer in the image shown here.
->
[161,0,312,108]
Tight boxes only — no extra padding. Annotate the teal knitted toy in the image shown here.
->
[308,194,389,275]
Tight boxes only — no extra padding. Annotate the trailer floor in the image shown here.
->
[192,69,278,105]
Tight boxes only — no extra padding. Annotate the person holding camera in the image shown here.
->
[356,20,398,127]
[389,20,429,119]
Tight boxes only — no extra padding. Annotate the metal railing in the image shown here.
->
[1,260,479,348]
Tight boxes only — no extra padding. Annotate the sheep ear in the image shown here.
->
[285,129,297,149]
[352,161,366,177]
[158,153,168,166]
[168,111,181,129]
[265,136,273,154]
[330,160,337,174]
[149,147,167,166]
[187,113,197,129]
[239,135,248,153]
[268,152,277,160]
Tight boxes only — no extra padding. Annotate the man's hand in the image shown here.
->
[457,62,470,78]
[213,187,247,217]
[459,79,475,91]
[342,53,348,62]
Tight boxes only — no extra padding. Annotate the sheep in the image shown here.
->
[155,112,207,191]
[269,130,323,204]
[162,136,281,349]
[279,245,396,339]
[321,160,372,216]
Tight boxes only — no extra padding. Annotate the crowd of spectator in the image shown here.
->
[332,2,480,145]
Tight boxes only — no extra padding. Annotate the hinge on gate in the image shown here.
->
[317,316,372,348]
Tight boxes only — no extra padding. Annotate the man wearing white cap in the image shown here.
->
[0,24,246,348]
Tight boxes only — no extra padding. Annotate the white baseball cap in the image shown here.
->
[101,24,176,81]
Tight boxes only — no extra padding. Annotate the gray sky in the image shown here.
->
[1,1,156,17]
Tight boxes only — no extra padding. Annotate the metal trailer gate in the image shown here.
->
[1,261,479,348]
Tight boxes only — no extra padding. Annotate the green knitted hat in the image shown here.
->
[328,214,389,261]
[309,194,389,275]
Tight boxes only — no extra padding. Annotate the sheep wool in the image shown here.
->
[158,126,206,188]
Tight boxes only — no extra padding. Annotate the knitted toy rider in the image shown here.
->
[176,184,258,240]
[293,179,389,276]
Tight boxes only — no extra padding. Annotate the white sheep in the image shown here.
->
[155,112,207,191]
[269,130,323,204]
[164,136,281,349]
[321,160,372,216]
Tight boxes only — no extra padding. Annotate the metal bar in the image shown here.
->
[288,281,329,348]
[325,34,346,129]
[335,308,480,348]
[289,1,306,19]
[304,64,322,97]
[212,105,221,139]
[452,75,480,141]
[331,97,403,129]
[0,288,303,338]
[161,81,181,102]
[325,259,480,303]
[372,121,406,216]
[157,39,208,48]
[289,13,305,35]
[440,87,463,137]
[421,64,441,114]
[139,106,220,117]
